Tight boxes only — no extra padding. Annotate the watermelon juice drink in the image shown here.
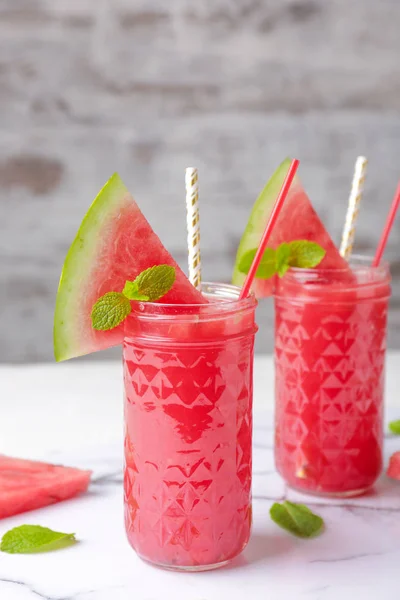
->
[274,257,391,497]
[123,283,257,571]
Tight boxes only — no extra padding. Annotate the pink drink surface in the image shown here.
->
[123,303,255,568]
[274,268,390,495]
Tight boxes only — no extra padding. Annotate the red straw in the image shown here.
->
[372,181,400,267]
[239,158,300,300]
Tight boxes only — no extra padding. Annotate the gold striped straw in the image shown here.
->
[339,156,368,259]
[185,167,202,290]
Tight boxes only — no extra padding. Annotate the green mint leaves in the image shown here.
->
[276,243,291,277]
[238,240,326,280]
[91,292,132,331]
[389,420,400,435]
[91,265,176,331]
[0,525,76,554]
[123,265,176,302]
[286,241,326,268]
[270,501,324,538]
[249,247,276,279]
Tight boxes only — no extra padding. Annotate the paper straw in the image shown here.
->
[372,181,400,267]
[339,156,368,259]
[185,167,202,290]
[239,159,300,300]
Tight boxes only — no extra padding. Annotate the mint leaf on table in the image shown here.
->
[389,420,400,435]
[238,248,277,279]
[270,501,324,538]
[123,265,175,302]
[288,240,326,269]
[0,525,76,554]
[91,292,131,331]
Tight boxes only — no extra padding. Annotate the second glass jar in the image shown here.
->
[274,257,391,497]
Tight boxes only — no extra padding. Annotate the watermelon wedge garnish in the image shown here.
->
[54,174,205,362]
[232,158,351,297]
[387,451,400,481]
[0,456,91,519]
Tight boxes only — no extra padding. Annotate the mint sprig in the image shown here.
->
[249,247,276,279]
[0,525,76,554]
[91,292,132,331]
[91,265,176,331]
[389,420,400,435]
[238,240,326,280]
[287,240,326,268]
[270,501,324,538]
[123,265,176,302]
[276,243,291,277]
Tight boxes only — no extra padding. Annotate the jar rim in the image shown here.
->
[275,254,391,300]
[127,281,257,321]
[287,254,389,277]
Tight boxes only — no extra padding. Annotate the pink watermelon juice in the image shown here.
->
[123,283,257,570]
[274,257,391,496]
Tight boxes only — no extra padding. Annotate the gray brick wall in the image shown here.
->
[1,0,400,362]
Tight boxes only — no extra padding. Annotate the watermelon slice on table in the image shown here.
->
[0,456,91,519]
[387,452,400,481]
[54,174,205,362]
[232,158,351,297]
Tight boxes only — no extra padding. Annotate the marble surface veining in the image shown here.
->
[0,358,400,599]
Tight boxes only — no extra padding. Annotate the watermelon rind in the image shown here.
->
[232,158,293,290]
[54,174,131,362]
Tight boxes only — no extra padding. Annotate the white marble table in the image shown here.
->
[1,355,400,600]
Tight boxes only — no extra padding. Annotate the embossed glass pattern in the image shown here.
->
[274,258,391,497]
[123,283,257,570]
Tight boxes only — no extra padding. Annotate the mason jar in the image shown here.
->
[123,283,257,570]
[274,257,391,497]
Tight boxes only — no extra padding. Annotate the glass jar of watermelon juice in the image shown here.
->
[274,257,391,497]
[123,283,257,571]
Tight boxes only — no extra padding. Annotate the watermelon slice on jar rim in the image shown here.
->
[54,174,205,362]
[232,158,351,297]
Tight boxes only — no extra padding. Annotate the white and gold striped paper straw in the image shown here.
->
[185,167,202,290]
[339,156,368,259]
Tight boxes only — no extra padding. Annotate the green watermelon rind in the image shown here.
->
[54,174,129,362]
[232,158,296,287]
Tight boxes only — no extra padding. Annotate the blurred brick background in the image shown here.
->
[1,0,399,362]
